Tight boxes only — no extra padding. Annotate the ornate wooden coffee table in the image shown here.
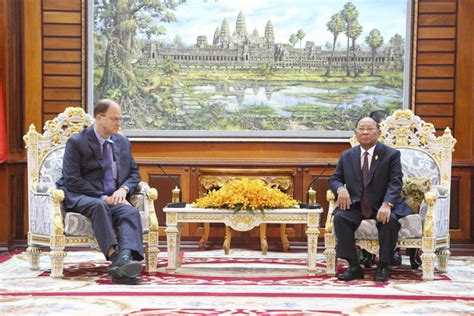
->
[164,205,323,275]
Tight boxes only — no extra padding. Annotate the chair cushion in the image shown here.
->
[64,212,94,236]
[354,214,422,240]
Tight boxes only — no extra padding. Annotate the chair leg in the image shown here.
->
[260,224,268,255]
[437,248,450,273]
[199,223,210,249]
[144,231,160,273]
[324,233,337,276]
[26,246,41,271]
[280,224,290,252]
[223,226,232,255]
[421,251,436,281]
[50,250,67,278]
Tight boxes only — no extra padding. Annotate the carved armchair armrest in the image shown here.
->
[325,189,337,233]
[130,181,159,234]
[420,189,439,239]
[29,184,65,237]
[419,187,450,238]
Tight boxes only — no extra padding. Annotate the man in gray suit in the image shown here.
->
[329,117,412,282]
[56,99,144,284]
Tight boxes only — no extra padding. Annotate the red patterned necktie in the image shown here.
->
[361,151,372,218]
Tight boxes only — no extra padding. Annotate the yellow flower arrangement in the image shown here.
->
[193,178,299,213]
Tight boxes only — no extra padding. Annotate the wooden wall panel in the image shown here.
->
[415,0,456,135]
[418,13,456,26]
[43,0,81,11]
[455,0,474,164]
[417,39,455,51]
[41,0,84,121]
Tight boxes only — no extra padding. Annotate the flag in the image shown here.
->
[0,80,7,163]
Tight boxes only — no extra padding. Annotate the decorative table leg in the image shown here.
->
[306,227,319,276]
[177,223,182,267]
[199,223,210,249]
[260,224,268,255]
[26,246,41,271]
[223,226,232,255]
[280,224,290,252]
[165,226,179,273]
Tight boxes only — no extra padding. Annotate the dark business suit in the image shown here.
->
[56,126,144,260]
[329,142,412,264]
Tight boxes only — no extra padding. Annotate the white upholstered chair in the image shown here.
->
[324,109,456,280]
[23,107,160,278]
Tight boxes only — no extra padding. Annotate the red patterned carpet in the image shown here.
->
[0,249,473,315]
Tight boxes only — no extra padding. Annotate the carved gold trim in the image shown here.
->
[30,235,51,244]
[308,214,319,226]
[167,238,175,253]
[228,214,259,231]
[178,214,224,222]
[423,189,437,238]
[199,175,294,196]
[65,236,97,244]
[167,213,178,225]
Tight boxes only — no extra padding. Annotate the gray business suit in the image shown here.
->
[56,126,144,260]
[329,142,412,264]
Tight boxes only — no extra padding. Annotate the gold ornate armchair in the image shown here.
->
[324,110,456,280]
[197,169,294,254]
[23,107,160,278]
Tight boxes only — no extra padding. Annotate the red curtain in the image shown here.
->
[0,80,7,163]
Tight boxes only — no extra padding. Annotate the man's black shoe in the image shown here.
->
[374,266,389,282]
[408,248,422,269]
[391,248,402,266]
[360,249,376,268]
[108,249,142,277]
[337,266,364,281]
[112,274,143,285]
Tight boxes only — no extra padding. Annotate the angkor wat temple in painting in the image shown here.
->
[141,12,403,72]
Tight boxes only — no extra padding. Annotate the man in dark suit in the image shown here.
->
[359,110,403,267]
[56,99,144,285]
[329,117,412,282]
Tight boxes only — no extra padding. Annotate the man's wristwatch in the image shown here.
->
[121,186,129,193]
[384,202,394,209]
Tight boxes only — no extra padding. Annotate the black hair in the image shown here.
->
[369,110,388,123]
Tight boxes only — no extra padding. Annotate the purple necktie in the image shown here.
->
[103,141,115,195]
[361,151,372,218]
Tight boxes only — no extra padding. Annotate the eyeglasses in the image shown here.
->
[355,127,377,133]
[100,115,122,122]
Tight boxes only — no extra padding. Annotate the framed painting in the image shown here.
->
[88,0,415,141]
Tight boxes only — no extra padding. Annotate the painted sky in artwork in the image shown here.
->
[158,0,408,47]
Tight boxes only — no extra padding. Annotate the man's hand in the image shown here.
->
[337,187,352,210]
[376,203,392,224]
[105,187,130,205]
